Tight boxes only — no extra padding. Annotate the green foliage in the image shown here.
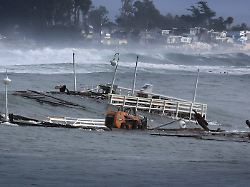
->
[231,23,248,31]
[116,0,165,33]
[0,0,92,31]
[116,0,135,32]
[186,1,216,27]
[88,6,109,32]
[115,0,246,34]
[0,0,248,40]
[133,0,164,30]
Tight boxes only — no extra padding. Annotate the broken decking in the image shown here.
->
[48,116,107,129]
[13,90,85,110]
[151,129,250,143]
[3,114,109,131]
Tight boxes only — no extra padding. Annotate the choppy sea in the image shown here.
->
[0,43,250,186]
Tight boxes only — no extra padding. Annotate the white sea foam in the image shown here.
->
[1,122,18,127]
[0,45,249,75]
[208,121,223,126]
[119,62,250,75]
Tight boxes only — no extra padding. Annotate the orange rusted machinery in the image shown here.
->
[105,105,147,130]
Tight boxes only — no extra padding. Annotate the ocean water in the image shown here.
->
[0,43,250,186]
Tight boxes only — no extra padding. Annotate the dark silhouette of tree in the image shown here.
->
[187,1,216,27]
[224,16,234,29]
[210,17,226,31]
[72,0,92,26]
[232,23,248,31]
[0,0,92,34]
[88,6,109,33]
[0,0,248,41]
[116,0,135,32]
[133,0,164,30]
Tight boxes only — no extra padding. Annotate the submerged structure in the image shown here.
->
[78,83,207,122]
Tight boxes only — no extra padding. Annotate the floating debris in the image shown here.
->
[151,129,250,143]
[246,120,250,128]
[13,90,85,110]
[1,113,109,131]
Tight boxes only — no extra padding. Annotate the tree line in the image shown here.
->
[116,0,248,34]
[0,0,248,39]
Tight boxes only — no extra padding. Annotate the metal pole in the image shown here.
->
[192,68,200,103]
[100,23,102,44]
[3,70,11,122]
[5,83,8,122]
[73,52,77,92]
[110,55,119,94]
[132,56,139,95]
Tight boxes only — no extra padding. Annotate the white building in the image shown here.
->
[181,36,192,44]
[167,36,182,44]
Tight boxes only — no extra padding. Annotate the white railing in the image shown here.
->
[109,94,207,120]
[80,85,100,92]
[48,117,106,128]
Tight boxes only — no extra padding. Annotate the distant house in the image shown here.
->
[139,28,162,44]
[181,36,192,44]
[167,35,182,44]
[207,30,230,44]
[226,30,250,44]
[161,30,171,36]
[100,33,110,45]
[171,27,188,36]
[190,27,201,36]
[110,30,128,45]
[190,28,209,43]
[240,30,250,44]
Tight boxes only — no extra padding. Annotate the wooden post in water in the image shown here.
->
[132,56,139,95]
[190,69,200,119]
[110,53,119,95]
[3,70,11,122]
[73,52,77,92]
[192,69,200,103]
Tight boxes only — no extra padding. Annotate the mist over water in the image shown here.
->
[1,43,250,75]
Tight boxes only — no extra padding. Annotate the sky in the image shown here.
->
[92,0,250,25]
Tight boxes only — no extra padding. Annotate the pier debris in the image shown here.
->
[13,90,85,110]
[105,105,147,130]
[109,93,207,121]
[150,119,182,130]
[47,116,109,130]
[55,85,69,94]
[246,120,250,128]
[2,113,109,131]
[193,110,210,131]
[150,129,250,143]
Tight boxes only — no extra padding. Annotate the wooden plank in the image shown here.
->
[14,90,86,110]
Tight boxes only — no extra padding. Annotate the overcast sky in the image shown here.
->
[92,0,250,25]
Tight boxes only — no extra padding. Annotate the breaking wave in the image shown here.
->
[0,44,250,75]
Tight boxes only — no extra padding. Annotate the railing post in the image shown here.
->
[189,103,193,120]
[162,100,166,114]
[200,104,203,118]
[202,104,207,120]
[123,95,126,107]
[110,94,113,104]
[73,119,78,126]
[149,99,153,113]
[136,97,139,111]
[175,102,180,118]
